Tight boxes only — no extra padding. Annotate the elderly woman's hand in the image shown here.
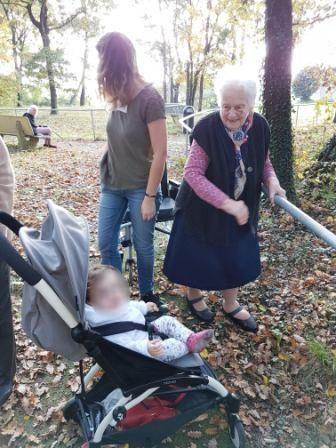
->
[267,177,286,205]
[222,199,249,226]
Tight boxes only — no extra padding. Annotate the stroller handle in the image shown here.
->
[0,223,42,286]
[0,211,23,235]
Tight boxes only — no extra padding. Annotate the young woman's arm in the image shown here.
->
[141,118,167,221]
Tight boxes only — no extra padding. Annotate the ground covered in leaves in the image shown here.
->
[0,126,335,448]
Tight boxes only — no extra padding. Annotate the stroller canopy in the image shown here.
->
[20,200,89,360]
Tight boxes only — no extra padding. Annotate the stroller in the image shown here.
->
[0,201,246,448]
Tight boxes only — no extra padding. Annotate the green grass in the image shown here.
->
[308,339,336,373]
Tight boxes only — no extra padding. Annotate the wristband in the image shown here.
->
[145,193,156,198]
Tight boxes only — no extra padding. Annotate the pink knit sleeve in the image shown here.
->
[263,151,278,184]
[184,139,230,209]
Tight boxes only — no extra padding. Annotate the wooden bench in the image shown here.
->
[0,115,45,150]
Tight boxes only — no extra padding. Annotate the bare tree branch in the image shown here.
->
[49,7,84,31]
[293,10,336,27]
[26,2,40,29]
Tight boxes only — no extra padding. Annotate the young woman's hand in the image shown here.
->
[147,340,163,357]
[222,199,249,225]
[146,302,159,312]
[267,177,286,205]
[141,196,156,221]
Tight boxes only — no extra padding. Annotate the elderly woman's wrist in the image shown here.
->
[221,198,236,214]
[265,176,280,187]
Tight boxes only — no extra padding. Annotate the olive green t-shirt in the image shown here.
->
[100,85,166,190]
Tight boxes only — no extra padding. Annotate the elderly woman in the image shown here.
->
[23,106,56,148]
[163,77,285,332]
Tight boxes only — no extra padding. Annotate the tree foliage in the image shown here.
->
[293,65,336,102]
[22,0,84,113]
[0,0,335,114]
[293,66,321,101]
[144,0,255,109]
[70,0,113,106]
[0,0,29,105]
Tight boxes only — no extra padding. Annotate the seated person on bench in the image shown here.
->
[85,265,213,363]
[23,105,57,148]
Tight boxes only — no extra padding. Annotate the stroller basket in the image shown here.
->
[0,202,246,448]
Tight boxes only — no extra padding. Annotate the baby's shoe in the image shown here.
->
[187,330,214,353]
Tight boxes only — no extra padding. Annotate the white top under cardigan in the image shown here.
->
[85,300,150,357]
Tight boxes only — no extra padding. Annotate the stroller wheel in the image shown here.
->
[63,397,79,421]
[228,414,246,448]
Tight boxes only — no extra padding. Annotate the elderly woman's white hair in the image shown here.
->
[27,105,38,115]
[215,72,257,109]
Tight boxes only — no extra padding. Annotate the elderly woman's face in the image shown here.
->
[220,88,250,130]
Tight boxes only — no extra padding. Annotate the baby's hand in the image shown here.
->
[147,340,163,357]
[146,302,159,313]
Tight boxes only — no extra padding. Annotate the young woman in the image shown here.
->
[96,32,167,309]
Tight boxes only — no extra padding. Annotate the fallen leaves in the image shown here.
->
[0,140,335,448]
[326,384,336,397]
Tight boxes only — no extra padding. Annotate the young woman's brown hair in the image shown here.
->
[96,32,144,106]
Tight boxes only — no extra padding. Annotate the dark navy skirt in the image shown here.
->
[163,210,261,290]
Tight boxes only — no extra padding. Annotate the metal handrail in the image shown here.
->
[273,194,336,249]
[179,111,336,250]
[179,108,216,133]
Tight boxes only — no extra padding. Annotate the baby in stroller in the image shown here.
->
[85,265,214,363]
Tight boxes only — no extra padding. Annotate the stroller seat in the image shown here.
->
[169,352,204,368]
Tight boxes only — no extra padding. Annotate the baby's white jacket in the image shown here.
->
[85,301,150,356]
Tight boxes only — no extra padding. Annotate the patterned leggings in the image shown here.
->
[153,316,193,362]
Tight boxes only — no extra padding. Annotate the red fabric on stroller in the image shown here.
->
[119,392,186,430]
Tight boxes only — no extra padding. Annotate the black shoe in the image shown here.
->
[187,297,214,323]
[141,292,168,314]
[0,381,12,407]
[223,305,258,333]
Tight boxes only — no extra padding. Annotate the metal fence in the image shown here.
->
[0,102,334,142]
[0,103,186,142]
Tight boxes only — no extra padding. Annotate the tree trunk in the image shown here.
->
[80,84,86,106]
[263,0,296,201]
[185,62,191,105]
[41,32,58,114]
[158,0,168,102]
[170,78,179,103]
[26,0,58,113]
[79,33,89,106]
[198,71,204,111]
[11,34,23,107]
[161,43,168,102]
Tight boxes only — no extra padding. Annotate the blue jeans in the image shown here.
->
[98,186,162,295]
